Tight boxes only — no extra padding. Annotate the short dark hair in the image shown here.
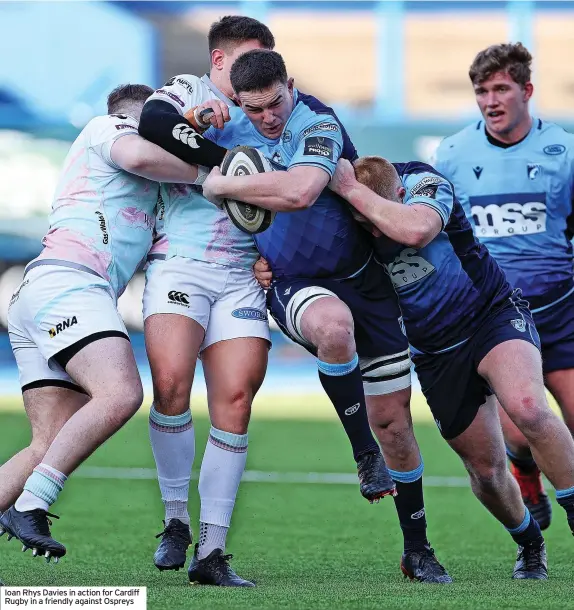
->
[230,50,287,94]
[107,84,154,114]
[208,15,275,53]
[469,42,532,87]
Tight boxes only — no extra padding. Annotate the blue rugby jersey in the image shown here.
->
[373,162,511,354]
[435,119,574,308]
[205,89,373,280]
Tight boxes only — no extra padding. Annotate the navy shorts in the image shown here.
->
[531,285,574,374]
[268,258,411,395]
[412,292,541,440]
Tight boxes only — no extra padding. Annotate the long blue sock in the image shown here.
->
[317,355,379,460]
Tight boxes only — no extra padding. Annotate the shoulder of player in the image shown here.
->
[83,114,138,139]
[536,119,574,148]
[400,163,450,193]
[290,103,342,141]
[435,122,480,158]
[162,74,203,93]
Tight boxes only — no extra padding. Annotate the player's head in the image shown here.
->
[208,16,275,96]
[230,50,294,139]
[107,84,154,120]
[469,42,533,140]
[354,157,404,202]
[351,157,405,233]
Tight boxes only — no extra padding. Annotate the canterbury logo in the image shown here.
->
[172,123,202,149]
[344,403,361,416]
[167,291,189,305]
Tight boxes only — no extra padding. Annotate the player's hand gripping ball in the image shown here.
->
[220,146,276,235]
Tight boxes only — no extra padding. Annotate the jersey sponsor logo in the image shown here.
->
[172,123,202,148]
[344,403,360,416]
[48,316,78,338]
[511,318,526,332]
[164,77,175,87]
[385,248,436,288]
[95,211,109,245]
[231,307,268,321]
[9,279,29,307]
[473,166,483,179]
[469,193,547,238]
[156,89,185,107]
[168,290,189,306]
[175,78,193,95]
[410,176,443,199]
[543,144,566,155]
[527,164,541,180]
[301,122,340,138]
[115,123,134,131]
[303,136,336,161]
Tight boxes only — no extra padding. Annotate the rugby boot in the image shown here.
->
[512,538,548,579]
[511,463,552,530]
[401,545,453,583]
[188,544,255,587]
[356,450,397,503]
[154,519,192,571]
[0,505,65,561]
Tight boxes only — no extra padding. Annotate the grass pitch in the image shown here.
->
[0,395,571,609]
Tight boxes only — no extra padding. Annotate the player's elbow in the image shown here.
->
[289,183,318,210]
[119,140,153,174]
[406,226,436,249]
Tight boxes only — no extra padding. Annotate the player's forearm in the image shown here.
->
[211,171,315,212]
[128,139,200,183]
[344,183,434,248]
[138,100,228,168]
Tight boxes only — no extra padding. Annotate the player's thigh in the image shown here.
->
[202,338,269,433]
[201,266,270,431]
[496,399,530,452]
[447,395,507,479]
[64,335,143,416]
[143,257,216,406]
[24,385,89,449]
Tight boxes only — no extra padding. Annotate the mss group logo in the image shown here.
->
[469,192,547,238]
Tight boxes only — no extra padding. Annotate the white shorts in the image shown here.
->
[143,257,270,352]
[7,263,129,391]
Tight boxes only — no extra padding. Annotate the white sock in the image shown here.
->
[149,405,195,525]
[197,426,248,559]
[15,464,68,512]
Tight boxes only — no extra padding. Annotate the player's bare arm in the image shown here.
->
[331,158,442,249]
[202,164,329,212]
[111,134,199,183]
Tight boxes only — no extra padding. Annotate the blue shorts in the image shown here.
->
[530,283,574,374]
[268,258,411,395]
[412,291,541,440]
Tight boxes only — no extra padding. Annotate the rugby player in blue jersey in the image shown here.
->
[200,50,451,583]
[322,154,574,579]
[435,43,574,531]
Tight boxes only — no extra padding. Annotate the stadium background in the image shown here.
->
[1,2,574,607]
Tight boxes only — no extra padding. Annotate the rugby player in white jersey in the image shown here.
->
[137,17,275,587]
[0,84,202,561]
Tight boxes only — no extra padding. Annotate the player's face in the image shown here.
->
[237,79,295,139]
[473,71,533,141]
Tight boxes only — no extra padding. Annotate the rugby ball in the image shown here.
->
[220,146,275,234]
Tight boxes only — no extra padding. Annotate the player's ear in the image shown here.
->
[211,48,225,71]
[397,186,406,202]
[523,81,534,103]
[287,78,294,94]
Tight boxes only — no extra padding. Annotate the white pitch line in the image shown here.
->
[77,466,470,488]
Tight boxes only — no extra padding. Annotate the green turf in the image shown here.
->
[0,401,571,609]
